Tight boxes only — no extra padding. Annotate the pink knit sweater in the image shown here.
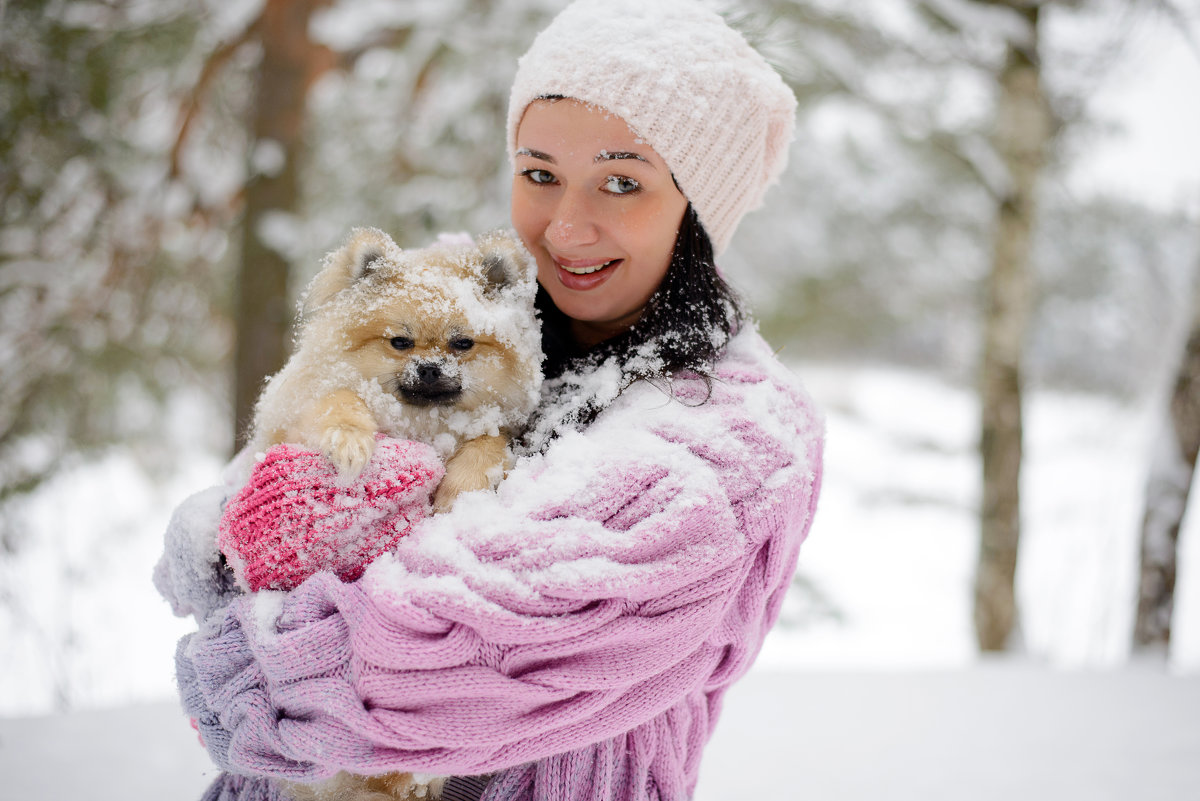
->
[175,329,823,801]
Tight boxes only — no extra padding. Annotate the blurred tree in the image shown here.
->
[745,0,1187,652]
[733,0,995,365]
[1134,250,1200,651]
[0,0,557,525]
[170,0,555,450]
[0,0,235,549]
[230,0,335,450]
[739,0,1195,388]
[0,0,247,709]
[970,0,1056,652]
[1131,0,1200,657]
[0,0,556,714]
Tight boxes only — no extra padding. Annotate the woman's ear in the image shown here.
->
[303,227,397,312]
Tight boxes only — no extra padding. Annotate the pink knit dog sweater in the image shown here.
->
[218,437,444,592]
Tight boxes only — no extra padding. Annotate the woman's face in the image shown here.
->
[511,98,688,346]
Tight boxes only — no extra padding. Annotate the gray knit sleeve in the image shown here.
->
[153,484,241,624]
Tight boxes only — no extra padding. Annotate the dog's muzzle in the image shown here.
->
[398,361,462,407]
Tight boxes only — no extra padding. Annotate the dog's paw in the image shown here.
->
[320,425,376,480]
[431,483,457,514]
[432,468,495,513]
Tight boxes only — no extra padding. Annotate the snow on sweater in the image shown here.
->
[165,327,824,801]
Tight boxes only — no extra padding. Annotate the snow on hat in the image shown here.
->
[218,437,443,592]
[506,0,797,256]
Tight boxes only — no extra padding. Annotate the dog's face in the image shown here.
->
[301,228,540,422]
[343,288,527,415]
[381,323,479,408]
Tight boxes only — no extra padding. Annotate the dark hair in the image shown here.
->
[519,203,743,452]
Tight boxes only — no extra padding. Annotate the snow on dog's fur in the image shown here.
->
[249,228,542,513]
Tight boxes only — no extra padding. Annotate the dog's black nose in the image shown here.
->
[417,363,442,384]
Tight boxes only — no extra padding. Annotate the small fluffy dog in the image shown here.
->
[249,227,542,513]
[242,228,542,801]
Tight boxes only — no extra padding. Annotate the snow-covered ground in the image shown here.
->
[700,663,1200,801]
[1,363,1198,798]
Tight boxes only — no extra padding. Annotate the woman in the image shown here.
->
[158,1,824,799]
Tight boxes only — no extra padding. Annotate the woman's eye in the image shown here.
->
[604,175,641,195]
[389,336,414,350]
[520,168,556,185]
[449,337,475,352]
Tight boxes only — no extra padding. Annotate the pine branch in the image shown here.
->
[169,15,264,180]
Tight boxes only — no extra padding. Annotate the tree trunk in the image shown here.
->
[1134,275,1200,651]
[233,0,331,452]
[974,3,1053,652]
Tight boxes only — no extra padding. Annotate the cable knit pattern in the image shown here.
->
[169,328,823,801]
[218,437,443,591]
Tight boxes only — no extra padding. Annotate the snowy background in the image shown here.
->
[3,0,1200,797]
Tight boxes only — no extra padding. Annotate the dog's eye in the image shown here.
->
[389,336,414,350]
[449,337,475,352]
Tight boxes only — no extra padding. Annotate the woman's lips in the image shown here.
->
[553,256,621,290]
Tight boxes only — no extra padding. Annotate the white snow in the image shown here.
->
[251,590,286,644]
[696,663,1200,801]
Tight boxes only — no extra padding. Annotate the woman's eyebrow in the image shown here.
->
[516,147,555,163]
[595,150,651,166]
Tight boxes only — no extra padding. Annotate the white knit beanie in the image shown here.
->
[506,0,797,256]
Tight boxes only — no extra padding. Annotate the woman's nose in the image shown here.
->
[545,189,599,249]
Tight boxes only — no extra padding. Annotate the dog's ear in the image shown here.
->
[481,251,515,293]
[303,228,395,313]
[476,231,533,296]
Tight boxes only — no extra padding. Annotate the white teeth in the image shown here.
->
[559,260,615,275]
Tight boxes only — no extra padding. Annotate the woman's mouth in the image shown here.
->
[559,259,617,275]
[553,256,621,290]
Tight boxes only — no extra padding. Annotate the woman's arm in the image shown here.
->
[180,335,823,781]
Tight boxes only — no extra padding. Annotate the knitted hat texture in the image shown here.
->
[506,0,796,255]
[218,437,443,592]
